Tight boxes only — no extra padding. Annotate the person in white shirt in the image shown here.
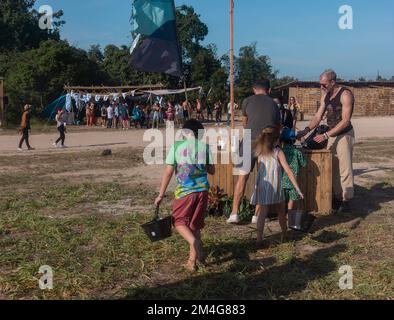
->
[227,102,238,127]
[53,109,67,148]
[107,104,114,129]
[175,102,184,128]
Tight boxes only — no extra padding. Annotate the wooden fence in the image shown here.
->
[208,149,333,215]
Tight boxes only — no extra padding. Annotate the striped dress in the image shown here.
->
[251,148,285,206]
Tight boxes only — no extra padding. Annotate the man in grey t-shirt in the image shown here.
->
[227,79,281,224]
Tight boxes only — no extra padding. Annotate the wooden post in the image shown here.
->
[183,79,188,102]
[0,77,4,127]
[230,0,235,130]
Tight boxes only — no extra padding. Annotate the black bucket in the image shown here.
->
[141,207,172,242]
[288,209,316,233]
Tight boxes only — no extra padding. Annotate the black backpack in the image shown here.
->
[302,125,330,150]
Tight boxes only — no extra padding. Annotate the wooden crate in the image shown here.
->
[208,149,332,215]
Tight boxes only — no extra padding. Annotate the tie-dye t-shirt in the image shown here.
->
[166,139,213,199]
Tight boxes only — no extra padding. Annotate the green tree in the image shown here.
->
[0,0,64,53]
[191,45,227,90]
[235,43,276,101]
[87,44,104,64]
[176,5,208,63]
[5,40,106,122]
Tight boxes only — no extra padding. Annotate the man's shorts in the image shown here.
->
[234,139,258,174]
[172,191,208,231]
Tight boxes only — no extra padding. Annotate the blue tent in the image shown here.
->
[41,95,66,120]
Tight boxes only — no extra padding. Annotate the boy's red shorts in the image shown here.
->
[172,191,208,231]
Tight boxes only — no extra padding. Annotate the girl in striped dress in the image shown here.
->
[251,126,304,247]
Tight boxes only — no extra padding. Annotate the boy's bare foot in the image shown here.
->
[184,260,197,272]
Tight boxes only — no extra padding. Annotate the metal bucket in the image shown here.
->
[288,206,316,233]
[141,207,172,242]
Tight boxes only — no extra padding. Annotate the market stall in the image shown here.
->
[208,148,333,215]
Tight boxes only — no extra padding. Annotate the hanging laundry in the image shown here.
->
[104,95,109,102]
[66,93,72,112]
[131,90,136,97]
[95,95,101,102]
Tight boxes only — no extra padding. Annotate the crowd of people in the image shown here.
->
[77,98,252,130]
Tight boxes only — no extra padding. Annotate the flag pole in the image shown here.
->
[230,0,235,130]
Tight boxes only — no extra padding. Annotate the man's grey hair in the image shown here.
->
[320,69,337,82]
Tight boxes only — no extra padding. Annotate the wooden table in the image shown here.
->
[208,148,333,215]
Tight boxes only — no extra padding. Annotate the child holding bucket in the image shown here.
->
[251,126,304,247]
[155,120,215,271]
[280,128,307,213]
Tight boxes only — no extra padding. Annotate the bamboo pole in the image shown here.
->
[230,0,235,130]
[183,79,188,102]
[0,77,4,127]
[63,84,164,91]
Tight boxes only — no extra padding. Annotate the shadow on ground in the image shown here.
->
[125,182,394,300]
[125,242,347,300]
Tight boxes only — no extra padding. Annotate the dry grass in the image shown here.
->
[0,139,393,300]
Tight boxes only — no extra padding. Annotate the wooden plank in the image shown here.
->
[315,153,322,213]
[320,151,333,214]
[307,152,317,212]
[226,161,234,197]
[220,156,227,194]
[0,77,4,127]
[208,148,333,215]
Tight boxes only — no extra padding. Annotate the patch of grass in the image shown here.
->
[1,140,393,299]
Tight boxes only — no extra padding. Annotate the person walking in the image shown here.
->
[155,120,215,271]
[251,126,304,246]
[152,103,160,129]
[297,69,355,213]
[227,79,281,224]
[53,109,67,148]
[227,101,238,127]
[18,105,34,151]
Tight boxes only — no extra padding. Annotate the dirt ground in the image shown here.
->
[1,116,393,189]
[1,116,393,155]
[0,117,393,299]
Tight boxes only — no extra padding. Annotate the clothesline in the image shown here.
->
[64,86,203,112]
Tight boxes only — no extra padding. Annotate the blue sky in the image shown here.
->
[35,0,394,80]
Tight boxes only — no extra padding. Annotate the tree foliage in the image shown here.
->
[1,1,291,124]
[5,40,105,121]
[0,0,64,53]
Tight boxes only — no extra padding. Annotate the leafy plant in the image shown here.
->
[208,186,226,217]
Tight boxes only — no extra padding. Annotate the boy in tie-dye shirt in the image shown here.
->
[155,120,215,272]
